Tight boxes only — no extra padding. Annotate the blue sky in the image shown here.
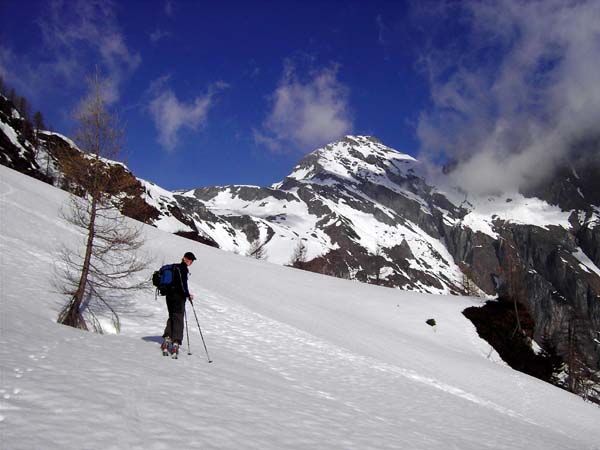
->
[2,1,600,193]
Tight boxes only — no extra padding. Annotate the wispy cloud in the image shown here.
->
[150,0,174,44]
[148,76,228,151]
[415,0,600,195]
[255,61,353,153]
[165,0,175,17]
[375,13,391,61]
[1,0,140,105]
[376,14,387,46]
[0,47,31,91]
[245,59,262,79]
[150,29,171,43]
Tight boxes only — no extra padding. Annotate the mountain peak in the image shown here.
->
[283,135,417,185]
[340,135,382,145]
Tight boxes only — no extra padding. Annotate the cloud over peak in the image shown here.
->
[255,61,353,153]
[416,0,600,195]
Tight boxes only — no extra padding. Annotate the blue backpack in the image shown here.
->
[152,264,178,296]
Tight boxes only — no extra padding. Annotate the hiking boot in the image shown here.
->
[161,337,172,356]
[170,342,180,359]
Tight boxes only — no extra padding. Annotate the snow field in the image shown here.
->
[1,165,599,450]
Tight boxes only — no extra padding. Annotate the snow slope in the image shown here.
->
[1,165,599,450]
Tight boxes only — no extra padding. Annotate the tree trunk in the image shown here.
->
[58,196,97,330]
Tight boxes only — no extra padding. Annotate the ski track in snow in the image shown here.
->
[196,292,537,423]
[0,176,14,196]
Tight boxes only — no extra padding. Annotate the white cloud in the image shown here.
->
[150,29,171,43]
[148,78,228,151]
[416,0,600,195]
[0,45,61,101]
[3,0,140,104]
[256,62,353,153]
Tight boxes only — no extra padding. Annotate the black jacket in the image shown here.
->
[170,262,190,299]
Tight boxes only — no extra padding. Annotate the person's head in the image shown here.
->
[183,251,196,266]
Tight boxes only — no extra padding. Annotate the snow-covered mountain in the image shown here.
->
[181,136,466,294]
[2,163,600,450]
[1,93,599,398]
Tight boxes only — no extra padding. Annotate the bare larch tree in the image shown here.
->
[57,71,149,333]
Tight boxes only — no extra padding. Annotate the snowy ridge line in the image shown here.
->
[459,193,573,239]
[38,130,78,150]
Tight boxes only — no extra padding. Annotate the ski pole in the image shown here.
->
[184,307,192,355]
[190,301,212,363]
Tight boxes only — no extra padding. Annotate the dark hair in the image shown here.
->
[184,251,197,261]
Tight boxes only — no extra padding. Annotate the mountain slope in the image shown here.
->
[1,164,600,450]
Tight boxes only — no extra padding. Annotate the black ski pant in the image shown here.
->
[163,293,186,344]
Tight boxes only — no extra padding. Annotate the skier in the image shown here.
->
[161,252,196,358]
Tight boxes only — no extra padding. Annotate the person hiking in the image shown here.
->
[161,252,196,357]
